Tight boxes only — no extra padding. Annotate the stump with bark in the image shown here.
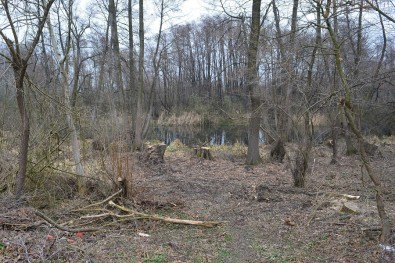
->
[362,141,381,157]
[293,150,309,188]
[194,147,213,160]
[92,140,104,151]
[141,143,167,164]
[270,139,286,162]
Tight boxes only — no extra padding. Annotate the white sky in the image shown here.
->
[77,0,206,22]
[75,0,208,36]
[179,0,206,22]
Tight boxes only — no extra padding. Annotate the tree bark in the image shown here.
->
[109,0,124,106]
[128,0,136,130]
[246,0,262,165]
[134,0,145,150]
[14,67,30,200]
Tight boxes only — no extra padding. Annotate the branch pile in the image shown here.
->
[31,189,223,233]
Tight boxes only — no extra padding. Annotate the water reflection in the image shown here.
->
[148,125,265,146]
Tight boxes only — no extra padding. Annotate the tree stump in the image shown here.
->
[270,139,286,162]
[255,185,283,202]
[141,143,167,164]
[194,147,213,160]
[362,141,381,157]
[92,140,104,151]
[293,150,309,188]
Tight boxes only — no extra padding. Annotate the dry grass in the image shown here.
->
[1,137,395,262]
[311,113,330,126]
[211,142,248,160]
[366,135,395,145]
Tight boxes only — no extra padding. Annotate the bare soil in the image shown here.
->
[1,142,395,262]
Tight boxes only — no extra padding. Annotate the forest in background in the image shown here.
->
[1,1,394,140]
[1,0,395,247]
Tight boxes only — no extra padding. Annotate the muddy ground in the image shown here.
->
[1,140,395,262]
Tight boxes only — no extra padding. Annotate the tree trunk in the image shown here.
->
[345,126,357,155]
[370,0,387,100]
[47,2,85,193]
[109,0,124,106]
[141,144,167,164]
[97,21,110,96]
[14,68,30,200]
[271,0,299,157]
[322,1,393,244]
[128,0,136,134]
[270,138,285,162]
[293,148,309,188]
[0,0,55,200]
[141,0,165,142]
[134,0,145,150]
[246,0,262,165]
[330,123,339,164]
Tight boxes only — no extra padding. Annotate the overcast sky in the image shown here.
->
[77,0,207,22]
[74,0,208,36]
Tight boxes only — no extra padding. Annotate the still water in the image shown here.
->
[148,125,265,146]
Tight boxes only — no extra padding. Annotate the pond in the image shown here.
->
[147,124,265,146]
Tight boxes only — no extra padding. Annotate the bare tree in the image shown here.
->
[46,0,85,192]
[0,0,55,200]
[128,0,136,124]
[134,0,180,149]
[320,0,393,244]
[365,0,395,23]
[109,0,124,106]
[134,0,145,150]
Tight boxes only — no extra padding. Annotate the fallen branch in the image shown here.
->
[108,201,223,228]
[76,189,123,211]
[325,192,360,200]
[34,210,100,233]
[80,212,148,221]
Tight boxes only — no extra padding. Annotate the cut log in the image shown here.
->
[141,143,167,164]
[194,147,213,160]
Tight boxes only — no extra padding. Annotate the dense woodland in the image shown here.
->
[1,0,395,248]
